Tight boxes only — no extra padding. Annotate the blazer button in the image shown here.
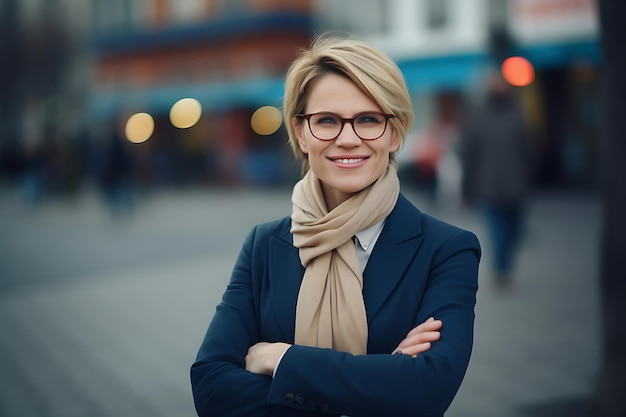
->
[284,393,295,404]
[295,393,305,405]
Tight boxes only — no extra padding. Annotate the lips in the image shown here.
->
[327,156,369,169]
[334,158,364,164]
[328,156,368,164]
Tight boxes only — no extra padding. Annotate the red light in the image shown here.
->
[501,56,535,87]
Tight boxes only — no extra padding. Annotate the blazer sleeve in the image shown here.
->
[190,225,339,417]
[267,228,480,417]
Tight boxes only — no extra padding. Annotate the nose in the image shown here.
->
[334,121,361,146]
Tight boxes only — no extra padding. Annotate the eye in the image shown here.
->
[311,114,340,125]
[356,114,384,125]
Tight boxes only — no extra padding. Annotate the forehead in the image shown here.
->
[305,73,381,114]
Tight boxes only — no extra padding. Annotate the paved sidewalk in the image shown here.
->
[445,193,601,417]
[0,187,601,416]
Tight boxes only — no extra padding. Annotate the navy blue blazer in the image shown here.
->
[191,193,480,417]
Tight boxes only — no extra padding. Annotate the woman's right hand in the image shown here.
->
[392,317,442,358]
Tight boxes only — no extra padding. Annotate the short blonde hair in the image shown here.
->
[283,34,414,174]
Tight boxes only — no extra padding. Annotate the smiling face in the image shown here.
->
[293,73,400,210]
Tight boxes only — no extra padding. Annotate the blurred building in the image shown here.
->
[90,0,313,187]
[316,0,600,189]
[1,0,601,191]
[0,0,91,194]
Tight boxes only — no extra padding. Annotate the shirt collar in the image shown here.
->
[354,219,385,252]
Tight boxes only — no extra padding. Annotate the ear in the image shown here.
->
[389,124,402,153]
[293,117,308,154]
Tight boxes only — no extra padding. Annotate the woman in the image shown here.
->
[191,34,480,417]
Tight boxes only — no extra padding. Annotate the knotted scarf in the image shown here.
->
[290,163,400,354]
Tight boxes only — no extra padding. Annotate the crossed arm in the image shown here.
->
[245,317,443,375]
[191,223,479,416]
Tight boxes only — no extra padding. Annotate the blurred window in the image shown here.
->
[20,0,39,26]
[488,0,508,29]
[170,0,203,23]
[94,0,132,31]
[316,0,388,36]
[127,1,149,28]
[216,0,247,15]
[426,0,449,30]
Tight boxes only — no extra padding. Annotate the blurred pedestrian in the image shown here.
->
[424,92,464,208]
[461,71,533,288]
[191,34,481,416]
[18,137,46,206]
[100,123,134,217]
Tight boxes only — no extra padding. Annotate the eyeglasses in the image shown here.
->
[296,112,396,141]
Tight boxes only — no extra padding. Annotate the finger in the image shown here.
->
[244,343,265,371]
[393,320,442,355]
[396,336,439,353]
[406,320,442,338]
[410,317,434,332]
[396,331,440,352]
[406,318,442,335]
[410,341,432,356]
[407,330,441,344]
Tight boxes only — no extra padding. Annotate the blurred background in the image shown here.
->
[1,0,621,417]
[0,0,601,195]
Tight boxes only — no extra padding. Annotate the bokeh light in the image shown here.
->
[501,56,535,87]
[125,112,155,143]
[250,106,283,135]
[170,98,203,129]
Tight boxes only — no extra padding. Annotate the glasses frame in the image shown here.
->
[296,112,396,141]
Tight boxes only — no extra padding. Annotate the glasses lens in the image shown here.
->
[353,113,388,140]
[308,113,342,140]
[307,113,390,140]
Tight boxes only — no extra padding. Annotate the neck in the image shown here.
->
[322,188,355,211]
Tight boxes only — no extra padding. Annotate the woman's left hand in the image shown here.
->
[392,317,442,358]
[245,342,292,376]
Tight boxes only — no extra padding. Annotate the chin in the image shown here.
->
[338,180,375,194]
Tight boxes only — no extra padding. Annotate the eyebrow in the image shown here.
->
[305,110,386,116]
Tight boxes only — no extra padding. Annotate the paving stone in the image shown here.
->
[0,188,601,417]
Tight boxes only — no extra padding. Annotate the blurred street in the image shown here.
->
[0,186,601,417]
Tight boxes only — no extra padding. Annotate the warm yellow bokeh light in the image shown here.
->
[125,112,155,144]
[170,98,202,129]
[501,56,535,87]
[251,106,283,136]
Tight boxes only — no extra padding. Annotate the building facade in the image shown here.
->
[315,0,601,188]
[90,0,313,186]
[0,0,91,193]
[2,0,600,190]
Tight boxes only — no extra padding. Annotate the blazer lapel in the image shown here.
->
[362,194,424,323]
[266,194,423,337]
[268,229,304,340]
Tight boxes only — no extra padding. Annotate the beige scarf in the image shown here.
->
[290,163,400,354]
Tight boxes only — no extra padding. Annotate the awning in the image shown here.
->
[90,39,600,120]
[90,77,286,120]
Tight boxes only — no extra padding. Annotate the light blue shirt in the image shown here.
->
[353,219,385,272]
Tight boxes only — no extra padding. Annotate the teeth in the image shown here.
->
[335,158,363,164]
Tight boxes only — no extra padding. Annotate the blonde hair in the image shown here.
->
[283,33,413,174]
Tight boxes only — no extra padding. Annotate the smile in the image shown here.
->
[329,157,367,165]
[334,158,364,164]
